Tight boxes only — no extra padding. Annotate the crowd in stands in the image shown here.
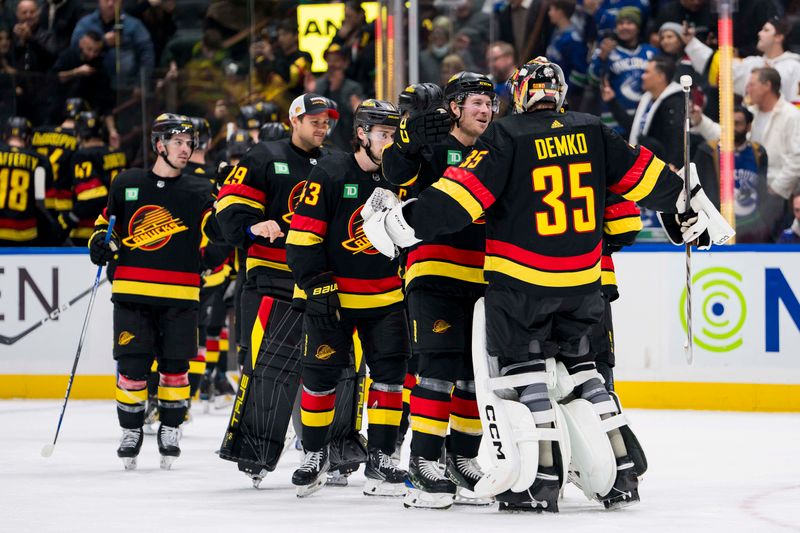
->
[1,0,799,245]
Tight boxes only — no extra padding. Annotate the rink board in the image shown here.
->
[0,246,798,411]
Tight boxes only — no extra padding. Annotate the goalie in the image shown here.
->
[362,58,734,512]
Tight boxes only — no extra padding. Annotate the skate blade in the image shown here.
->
[325,473,349,487]
[498,503,548,513]
[603,495,640,510]
[363,478,407,497]
[295,477,326,498]
[403,488,454,509]
[454,487,494,506]
[121,457,138,470]
[160,455,178,470]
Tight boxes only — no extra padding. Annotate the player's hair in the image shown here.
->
[650,56,676,85]
[752,67,782,96]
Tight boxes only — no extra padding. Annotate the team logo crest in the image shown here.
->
[282,180,307,224]
[315,344,336,361]
[432,320,452,333]
[118,331,135,345]
[341,206,378,255]
[123,205,188,251]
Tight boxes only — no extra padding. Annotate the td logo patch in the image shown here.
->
[125,188,139,201]
[274,162,290,174]
[447,150,462,165]
[343,184,359,198]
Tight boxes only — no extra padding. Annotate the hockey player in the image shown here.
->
[259,122,291,144]
[285,99,409,498]
[237,101,281,142]
[381,74,495,509]
[0,117,56,246]
[215,93,338,485]
[89,114,215,470]
[56,111,127,246]
[363,57,732,512]
[186,117,215,180]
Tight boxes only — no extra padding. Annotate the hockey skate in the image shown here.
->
[497,467,560,513]
[199,372,213,414]
[157,424,182,470]
[117,428,143,470]
[213,375,235,410]
[403,455,456,509]
[363,448,408,497]
[445,453,493,506]
[599,456,640,510]
[292,447,330,498]
[325,470,350,487]
[142,399,158,435]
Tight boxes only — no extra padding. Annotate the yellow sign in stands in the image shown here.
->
[297,2,378,73]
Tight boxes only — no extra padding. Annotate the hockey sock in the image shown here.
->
[116,374,148,429]
[448,380,481,458]
[398,373,416,440]
[158,372,190,426]
[188,353,206,398]
[518,380,556,468]
[574,363,629,459]
[367,382,404,455]
[147,360,159,398]
[301,386,336,452]
[409,377,452,460]
[205,335,220,372]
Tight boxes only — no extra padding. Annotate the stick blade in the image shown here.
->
[41,444,55,458]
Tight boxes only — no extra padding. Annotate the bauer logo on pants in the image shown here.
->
[315,344,335,361]
[123,205,188,251]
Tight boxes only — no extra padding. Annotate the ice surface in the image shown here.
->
[2,401,798,533]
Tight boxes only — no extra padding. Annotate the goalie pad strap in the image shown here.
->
[600,412,629,432]
[487,371,548,391]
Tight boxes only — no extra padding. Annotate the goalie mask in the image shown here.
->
[509,57,568,114]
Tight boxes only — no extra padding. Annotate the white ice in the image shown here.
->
[1,401,798,533]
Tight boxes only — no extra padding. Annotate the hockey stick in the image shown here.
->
[680,75,694,365]
[0,281,108,346]
[42,216,116,458]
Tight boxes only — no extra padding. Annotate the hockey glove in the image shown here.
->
[89,229,119,266]
[362,192,421,259]
[395,109,451,156]
[304,275,341,329]
[673,163,735,245]
[56,212,79,241]
[657,211,711,250]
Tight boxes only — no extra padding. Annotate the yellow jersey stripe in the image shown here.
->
[485,256,601,288]
[604,216,643,235]
[112,280,200,301]
[404,260,486,286]
[216,194,265,214]
[431,178,483,221]
[286,229,324,246]
[76,185,108,201]
[625,158,665,202]
[338,289,404,309]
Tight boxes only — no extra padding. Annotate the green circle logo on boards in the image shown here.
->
[679,267,747,353]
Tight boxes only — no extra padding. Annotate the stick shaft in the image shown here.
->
[683,83,693,364]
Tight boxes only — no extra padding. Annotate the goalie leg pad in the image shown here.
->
[561,398,617,499]
[610,391,648,476]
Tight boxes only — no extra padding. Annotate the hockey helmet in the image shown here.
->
[64,98,90,121]
[3,116,32,144]
[353,99,401,135]
[76,111,105,140]
[188,116,212,151]
[226,130,254,161]
[254,101,280,123]
[398,83,444,115]
[150,113,197,155]
[237,104,269,130]
[508,57,568,114]
[259,121,291,143]
[444,71,498,114]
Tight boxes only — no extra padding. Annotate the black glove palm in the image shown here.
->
[395,109,452,156]
[89,231,119,266]
[304,276,341,329]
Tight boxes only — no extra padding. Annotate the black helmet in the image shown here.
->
[254,101,280,123]
[150,113,197,157]
[398,83,444,115]
[226,130,254,161]
[444,71,498,113]
[259,122,290,143]
[353,99,401,134]
[189,116,211,150]
[76,111,104,140]
[237,102,279,130]
[65,98,90,121]
[4,116,32,144]
[508,57,567,114]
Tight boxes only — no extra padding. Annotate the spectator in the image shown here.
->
[693,106,771,243]
[589,6,657,134]
[593,0,652,39]
[308,44,363,152]
[486,41,517,116]
[452,28,480,72]
[38,0,84,52]
[777,189,800,243]
[685,17,800,106]
[733,0,780,58]
[654,0,716,47]
[71,0,156,91]
[251,18,312,101]
[124,0,177,65]
[496,0,545,63]
[419,16,452,84]
[546,0,589,107]
[439,53,465,86]
[452,0,491,71]
[658,22,697,80]
[52,31,114,121]
[332,1,375,98]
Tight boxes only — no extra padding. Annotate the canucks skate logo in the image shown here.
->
[432,320,451,333]
[123,205,189,251]
[341,205,378,255]
[315,344,335,360]
[679,267,746,353]
[282,180,307,224]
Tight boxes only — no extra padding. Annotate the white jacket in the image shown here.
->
[691,97,800,199]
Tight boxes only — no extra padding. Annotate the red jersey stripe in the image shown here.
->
[486,239,602,272]
[368,389,403,409]
[114,266,200,286]
[74,178,104,196]
[0,218,37,229]
[450,395,480,417]
[218,183,266,204]
[334,275,402,294]
[410,396,451,421]
[443,166,496,209]
[291,214,328,237]
[301,390,336,411]
[609,146,653,196]
[249,243,287,262]
[407,244,485,268]
[604,201,641,220]
[601,254,615,271]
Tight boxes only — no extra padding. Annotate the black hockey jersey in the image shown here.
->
[70,146,128,240]
[286,152,403,317]
[94,168,215,307]
[407,110,682,297]
[30,127,77,212]
[215,139,327,284]
[0,144,52,244]
[383,135,486,293]
[601,193,642,301]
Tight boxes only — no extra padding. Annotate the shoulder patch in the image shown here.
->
[125,188,139,201]
[274,162,289,174]
[343,183,359,198]
[447,150,463,165]
[551,119,564,129]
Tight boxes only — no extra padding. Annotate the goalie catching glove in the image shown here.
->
[659,163,735,249]
[361,188,420,259]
